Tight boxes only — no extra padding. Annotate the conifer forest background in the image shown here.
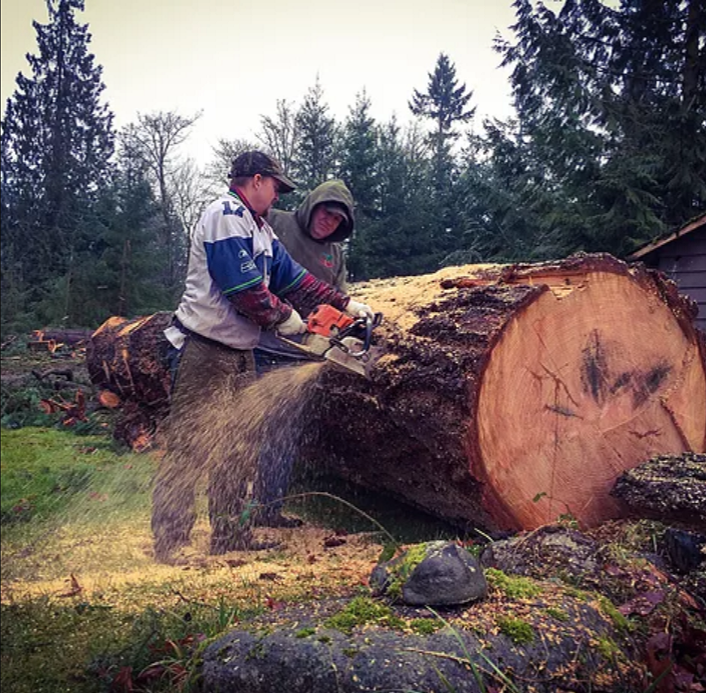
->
[1,0,704,335]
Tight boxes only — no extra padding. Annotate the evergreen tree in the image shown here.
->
[490,0,705,257]
[0,0,115,328]
[91,147,167,319]
[293,77,337,192]
[453,119,558,264]
[338,90,379,217]
[409,53,476,256]
[348,118,437,279]
[409,52,475,160]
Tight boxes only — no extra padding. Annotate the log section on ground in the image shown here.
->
[85,312,172,448]
[305,253,706,532]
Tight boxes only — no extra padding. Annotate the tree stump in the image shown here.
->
[306,253,706,532]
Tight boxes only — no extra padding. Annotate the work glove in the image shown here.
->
[276,309,307,336]
[345,299,375,321]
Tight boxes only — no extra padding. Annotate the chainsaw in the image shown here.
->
[277,304,383,377]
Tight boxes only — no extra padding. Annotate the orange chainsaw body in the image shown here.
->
[306,304,355,338]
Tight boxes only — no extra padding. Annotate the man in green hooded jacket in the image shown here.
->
[269,178,354,291]
[253,179,356,527]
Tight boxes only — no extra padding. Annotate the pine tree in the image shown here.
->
[409,53,476,256]
[293,77,337,192]
[338,91,379,218]
[409,53,476,151]
[489,0,705,257]
[92,148,168,319]
[348,118,438,279]
[454,119,558,264]
[1,0,115,328]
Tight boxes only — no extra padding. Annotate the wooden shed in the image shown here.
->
[627,214,706,331]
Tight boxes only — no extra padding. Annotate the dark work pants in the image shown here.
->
[151,335,256,557]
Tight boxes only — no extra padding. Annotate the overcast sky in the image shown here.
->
[1,0,520,166]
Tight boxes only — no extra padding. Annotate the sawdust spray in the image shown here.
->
[154,360,325,550]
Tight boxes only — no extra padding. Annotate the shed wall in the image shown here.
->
[643,227,706,331]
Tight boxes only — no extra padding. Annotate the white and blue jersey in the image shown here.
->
[174,191,306,349]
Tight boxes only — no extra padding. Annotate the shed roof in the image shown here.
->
[627,213,706,260]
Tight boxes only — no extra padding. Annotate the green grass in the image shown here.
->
[1,596,240,693]
[1,426,394,692]
[0,427,191,692]
[1,427,153,531]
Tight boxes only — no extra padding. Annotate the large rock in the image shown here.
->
[202,596,643,693]
[481,525,602,583]
[370,541,487,606]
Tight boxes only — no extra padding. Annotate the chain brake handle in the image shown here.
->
[329,312,382,357]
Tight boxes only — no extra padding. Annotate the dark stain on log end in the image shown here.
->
[580,331,672,411]
[581,330,609,405]
[633,363,671,408]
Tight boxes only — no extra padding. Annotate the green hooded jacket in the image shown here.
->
[268,179,354,291]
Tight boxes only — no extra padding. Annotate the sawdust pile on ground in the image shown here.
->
[1,513,383,611]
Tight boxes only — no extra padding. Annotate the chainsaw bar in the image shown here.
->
[276,309,383,378]
[275,334,380,377]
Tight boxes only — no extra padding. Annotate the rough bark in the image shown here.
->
[303,253,706,532]
[611,453,706,532]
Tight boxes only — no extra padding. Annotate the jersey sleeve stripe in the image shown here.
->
[222,275,264,295]
[279,268,307,294]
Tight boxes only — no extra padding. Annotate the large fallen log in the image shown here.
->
[303,253,706,532]
[36,328,94,345]
[84,253,706,531]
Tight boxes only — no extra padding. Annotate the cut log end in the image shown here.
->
[475,268,706,530]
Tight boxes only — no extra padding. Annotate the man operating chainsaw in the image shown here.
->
[152,150,373,561]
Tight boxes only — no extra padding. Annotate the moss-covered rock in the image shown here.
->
[370,540,487,605]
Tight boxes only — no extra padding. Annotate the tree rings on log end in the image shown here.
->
[475,268,706,531]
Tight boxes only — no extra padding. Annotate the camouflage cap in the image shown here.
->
[229,150,296,193]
